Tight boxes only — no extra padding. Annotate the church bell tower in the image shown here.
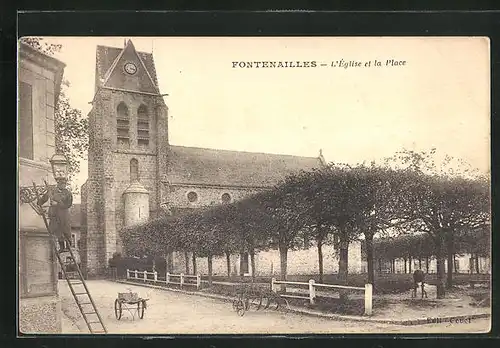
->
[81,40,169,277]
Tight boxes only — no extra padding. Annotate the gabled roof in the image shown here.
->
[95,41,159,91]
[166,145,322,188]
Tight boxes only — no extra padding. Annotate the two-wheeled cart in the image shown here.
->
[114,291,149,320]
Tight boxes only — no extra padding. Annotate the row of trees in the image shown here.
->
[369,229,490,275]
[121,149,490,299]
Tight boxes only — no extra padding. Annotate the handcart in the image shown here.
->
[114,291,149,320]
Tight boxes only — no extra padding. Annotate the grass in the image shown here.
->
[401,299,445,309]
[469,292,490,307]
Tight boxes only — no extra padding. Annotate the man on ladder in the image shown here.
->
[21,153,108,334]
[37,170,73,252]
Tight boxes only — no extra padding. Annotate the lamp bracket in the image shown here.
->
[19,184,56,204]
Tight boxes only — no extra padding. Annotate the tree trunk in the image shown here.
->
[378,258,382,274]
[279,244,288,293]
[419,257,422,269]
[165,254,169,279]
[475,253,480,274]
[165,249,172,273]
[192,252,197,274]
[207,254,213,287]
[453,254,457,273]
[435,236,446,299]
[225,250,231,281]
[365,233,375,288]
[184,251,190,275]
[409,256,412,273]
[338,228,349,302]
[250,250,256,282]
[317,239,324,283]
[446,230,454,289]
[426,256,429,273]
[404,258,407,274]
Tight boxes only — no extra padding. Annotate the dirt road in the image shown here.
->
[60,280,490,335]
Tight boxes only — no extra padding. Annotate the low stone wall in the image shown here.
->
[19,295,61,334]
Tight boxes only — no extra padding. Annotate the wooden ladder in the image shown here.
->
[32,183,108,334]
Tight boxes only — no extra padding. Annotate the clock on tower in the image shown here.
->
[124,62,137,75]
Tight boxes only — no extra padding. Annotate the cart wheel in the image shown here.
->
[137,300,145,319]
[232,298,239,311]
[254,295,263,311]
[114,299,122,320]
[235,300,245,317]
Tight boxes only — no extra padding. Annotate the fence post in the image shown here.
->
[135,270,138,279]
[271,277,277,292]
[144,270,147,282]
[154,271,158,282]
[126,269,129,279]
[309,279,316,305]
[196,274,201,290]
[364,283,373,316]
[180,273,184,288]
[166,272,170,285]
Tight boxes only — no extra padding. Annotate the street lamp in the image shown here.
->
[50,153,69,181]
[19,152,74,252]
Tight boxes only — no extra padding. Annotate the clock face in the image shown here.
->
[124,62,137,75]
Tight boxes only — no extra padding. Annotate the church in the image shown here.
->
[80,40,362,278]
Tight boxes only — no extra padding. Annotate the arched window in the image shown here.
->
[116,102,130,143]
[137,104,149,146]
[130,158,139,182]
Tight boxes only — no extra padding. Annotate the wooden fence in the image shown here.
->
[126,269,201,289]
[271,278,373,316]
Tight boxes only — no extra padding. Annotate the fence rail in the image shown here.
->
[124,270,372,316]
[126,269,201,289]
[271,278,373,316]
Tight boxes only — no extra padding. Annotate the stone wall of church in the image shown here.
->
[165,184,260,208]
[189,241,363,277]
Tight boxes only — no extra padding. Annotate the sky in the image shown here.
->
[41,37,490,201]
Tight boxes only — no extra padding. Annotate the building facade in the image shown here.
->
[81,40,363,278]
[18,42,65,333]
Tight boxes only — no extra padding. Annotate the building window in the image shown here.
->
[137,104,149,146]
[116,102,130,143]
[130,158,139,181]
[187,191,198,203]
[221,193,231,204]
[19,81,33,159]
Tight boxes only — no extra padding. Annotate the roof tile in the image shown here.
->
[167,145,321,187]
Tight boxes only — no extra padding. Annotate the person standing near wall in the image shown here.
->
[37,176,73,252]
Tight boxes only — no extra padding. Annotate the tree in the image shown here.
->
[386,149,490,296]
[231,199,273,281]
[20,37,62,56]
[295,168,334,283]
[20,37,88,191]
[305,164,363,301]
[394,170,489,297]
[55,83,89,190]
